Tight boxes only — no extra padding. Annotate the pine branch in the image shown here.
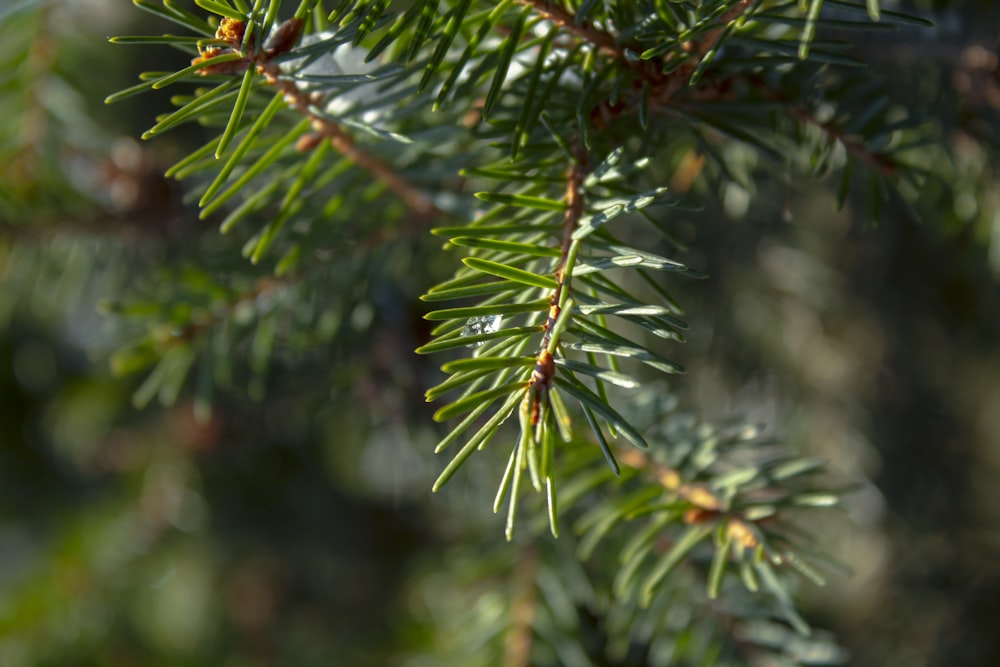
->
[401,399,846,664]
[107,1,931,525]
[696,67,904,179]
[523,0,754,126]
[88,1,956,662]
[653,0,754,101]
[790,104,899,177]
[204,16,439,216]
[617,448,724,513]
[423,139,692,538]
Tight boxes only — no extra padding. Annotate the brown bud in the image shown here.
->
[683,484,723,511]
[682,507,718,525]
[295,133,323,153]
[726,519,759,550]
[265,17,304,58]
[196,46,226,60]
[216,17,247,48]
[531,350,555,388]
[192,47,250,76]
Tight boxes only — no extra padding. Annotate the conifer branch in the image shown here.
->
[791,105,899,177]
[521,0,750,92]
[207,17,438,217]
[653,0,752,103]
[258,60,438,215]
[617,448,724,513]
[94,1,951,661]
[556,153,589,277]
[617,444,820,560]
[525,0,753,128]
[741,71,902,177]
[169,275,292,344]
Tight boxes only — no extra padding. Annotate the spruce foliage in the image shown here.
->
[91,0,937,663]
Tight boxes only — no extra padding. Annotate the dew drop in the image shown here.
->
[462,314,502,347]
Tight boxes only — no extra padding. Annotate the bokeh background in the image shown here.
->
[1,1,998,665]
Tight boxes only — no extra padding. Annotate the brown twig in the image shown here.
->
[519,0,627,61]
[731,71,901,178]
[577,0,897,179]
[519,1,899,181]
[617,448,724,512]
[529,0,753,128]
[790,106,899,177]
[257,61,438,216]
[616,447,772,560]
[520,0,899,188]
[527,147,589,424]
[655,0,752,104]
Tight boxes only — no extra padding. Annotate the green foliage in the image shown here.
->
[404,397,849,666]
[53,0,957,662]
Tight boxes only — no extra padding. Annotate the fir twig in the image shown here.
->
[261,61,438,215]
[653,0,753,103]
[790,105,899,176]
[215,17,438,216]
[617,448,723,512]
[523,0,753,127]
[525,146,588,424]
[518,0,627,61]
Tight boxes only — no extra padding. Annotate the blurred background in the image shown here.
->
[0,1,998,665]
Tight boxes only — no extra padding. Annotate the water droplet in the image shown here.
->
[462,315,502,347]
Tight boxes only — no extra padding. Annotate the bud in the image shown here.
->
[295,133,324,153]
[216,17,247,48]
[192,47,249,76]
[265,18,305,58]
